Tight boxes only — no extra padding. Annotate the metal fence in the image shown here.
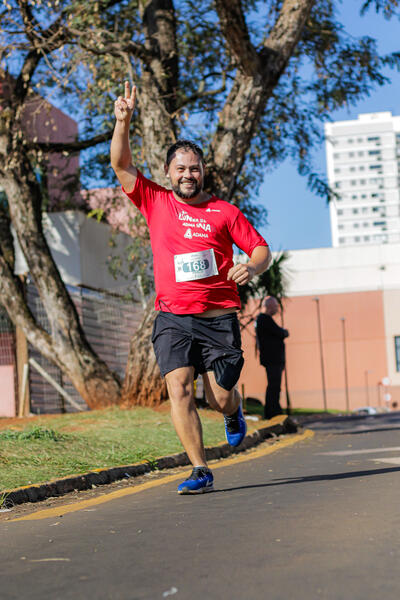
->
[0,280,144,415]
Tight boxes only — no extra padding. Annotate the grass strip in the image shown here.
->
[0,406,239,491]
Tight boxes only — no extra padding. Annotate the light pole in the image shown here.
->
[364,369,372,406]
[313,297,327,411]
[280,303,291,415]
[340,317,350,413]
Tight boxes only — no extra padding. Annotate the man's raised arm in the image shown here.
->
[110,81,138,193]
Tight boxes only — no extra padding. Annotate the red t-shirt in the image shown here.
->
[123,171,268,314]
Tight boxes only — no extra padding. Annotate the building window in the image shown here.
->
[364,236,370,241]
[367,136,380,142]
[337,209,343,215]
[353,223,359,228]
[349,152,355,157]
[350,167,356,172]
[339,237,345,244]
[369,150,381,155]
[395,336,400,372]
[352,209,359,214]
[348,139,354,143]
[355,236,360,242]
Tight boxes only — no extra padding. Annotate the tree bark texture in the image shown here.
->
[122,295,167,406]
[137,0,178,182]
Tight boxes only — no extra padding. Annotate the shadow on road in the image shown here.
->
[334,426,400,435]
[211,465,400,494]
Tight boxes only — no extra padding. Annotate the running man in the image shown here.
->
[111,82,271,494]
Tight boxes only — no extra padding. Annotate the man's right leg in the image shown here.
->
[165,367,213,494]
[165,366,207,468]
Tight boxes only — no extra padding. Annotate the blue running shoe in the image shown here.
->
[177,467,214,495]
[224,403,247,447]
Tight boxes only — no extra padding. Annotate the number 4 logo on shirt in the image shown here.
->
[184,228,193,239]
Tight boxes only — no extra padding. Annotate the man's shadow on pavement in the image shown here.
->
[211,465,400,494]
[333,426,400,435]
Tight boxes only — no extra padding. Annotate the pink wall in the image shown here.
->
[1,73,80,210]
[239,291,397,411]
[0,366,16,417]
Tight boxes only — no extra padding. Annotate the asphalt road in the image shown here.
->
[1,412,400,600]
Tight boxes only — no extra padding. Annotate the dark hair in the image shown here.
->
[165,139,204,167]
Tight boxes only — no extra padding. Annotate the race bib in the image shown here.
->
[174,249,219,282]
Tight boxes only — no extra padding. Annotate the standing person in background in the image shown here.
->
[111,82,271,494]
[256,296,289,420]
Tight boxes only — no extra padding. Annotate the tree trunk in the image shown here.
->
[0,146,122,409]
[122,295,167,406]
[122,0,177,405]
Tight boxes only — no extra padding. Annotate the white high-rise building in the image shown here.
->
[325,112,400,246]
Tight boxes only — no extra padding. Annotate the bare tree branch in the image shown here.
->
[174,72,227,113]
[261,0,316,73]
[214,0,260,76]
[207,0,316,199]
[69,28,152,63]
[30,130,115,154]
[13,5,69,108]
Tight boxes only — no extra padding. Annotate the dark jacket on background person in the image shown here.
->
[256,313,289,366]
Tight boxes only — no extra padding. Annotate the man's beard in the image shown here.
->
[172,178,203,199]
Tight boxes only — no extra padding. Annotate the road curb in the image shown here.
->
[3,416,299,508]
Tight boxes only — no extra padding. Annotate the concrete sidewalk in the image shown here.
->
[3,415,298,508]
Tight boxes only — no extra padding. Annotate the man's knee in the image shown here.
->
[204,378,237,412]
[165,368,194,402]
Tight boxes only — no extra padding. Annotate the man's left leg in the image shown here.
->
[203,371,247,447]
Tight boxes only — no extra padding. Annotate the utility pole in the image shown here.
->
[341,317,350,413]
[313,297,327,412]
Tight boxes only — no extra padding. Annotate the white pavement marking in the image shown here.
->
[370,457,400,465]
[318,447,400,456]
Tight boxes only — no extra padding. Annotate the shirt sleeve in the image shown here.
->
[121,170,166,221]
[228,208,268,257]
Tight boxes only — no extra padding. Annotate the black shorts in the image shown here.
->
[151,312,244,391]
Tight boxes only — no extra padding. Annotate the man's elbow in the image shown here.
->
[266,246,272,268]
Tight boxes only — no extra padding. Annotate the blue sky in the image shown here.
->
[259,3,400,252]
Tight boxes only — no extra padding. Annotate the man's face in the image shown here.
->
[165,150,204,200]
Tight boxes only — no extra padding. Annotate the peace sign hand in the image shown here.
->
[114,81,137,123]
